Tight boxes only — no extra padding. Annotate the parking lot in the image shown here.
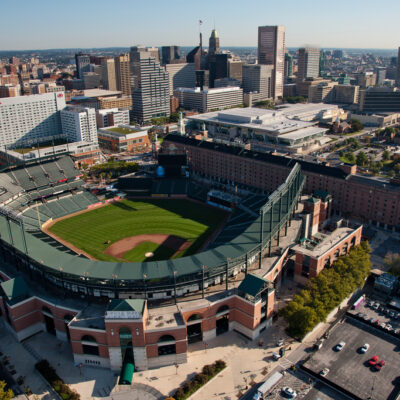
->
[247,370,348,400]
[349,297,400,335]
[304,318,400,400]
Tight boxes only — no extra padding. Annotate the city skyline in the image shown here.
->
[1,0,400,51]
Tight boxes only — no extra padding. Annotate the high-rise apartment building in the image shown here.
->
[258,25,285,99]
[297,48,320,82]
[164,63,196,96]
[114,54,131,96]
[0,92,66,148]
[242,64,273,103]
[60,106,98,143]
[101,58,117,91]
[396,47,400,86]
[130,47,170,123]
[209,29,220,56]
[161,46,181,65]
[75,53,91,79]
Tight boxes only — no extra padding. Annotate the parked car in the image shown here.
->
[374,303,380,310]
[368,356,379,366]
[380,322,386,329]
[386,324,393,331]
[374,360,385,371]
[360,343,370,353]
[366,299,373,307]
[390,311,396,318]
[336,341,346,351]
[277,338,284,347]
[320,368,330,377]
[281,387,297,399]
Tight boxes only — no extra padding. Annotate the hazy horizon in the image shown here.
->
[1,0,400,51]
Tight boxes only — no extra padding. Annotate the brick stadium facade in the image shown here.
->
[162,135,400,231]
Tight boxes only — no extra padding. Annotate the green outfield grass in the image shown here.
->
[49,199,227,262]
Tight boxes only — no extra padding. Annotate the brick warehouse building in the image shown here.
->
[162,134,400,231]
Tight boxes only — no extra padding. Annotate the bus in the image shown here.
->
[252,372,283,400]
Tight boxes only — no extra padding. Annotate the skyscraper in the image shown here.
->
[130,47,170,123]
[75,53,91,79]
[258,25,285,99]
[284,53,293,82]
[396,47,400,86]
[209,29,220,56]
[161,46,181,65]
[297,47,320,82]
[114,54,131,96]
[101,58,117,91]
[242,64,273,104]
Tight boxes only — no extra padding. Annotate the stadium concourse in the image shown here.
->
[0,153,361,376]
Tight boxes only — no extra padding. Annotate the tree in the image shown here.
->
[356,151,368,166]
[346,152,356,164]
[383,150,391,161]
[384,252,400,276]
[0,381,13,400]
[350,119,363,132]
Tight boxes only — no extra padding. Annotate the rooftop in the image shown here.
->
[69,303,106,330]
[147,304,185,330]
[293,225,362,258]
[82,89,122,98]
[108,127,140,135]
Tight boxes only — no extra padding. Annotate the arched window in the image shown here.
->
[351,237,356,247]
[158,335,175,343]
[342,243,348,255]
[334,249,340,259]
[324,257,331,267]
[81,335,99,356]
[158,335,176,356]
[187,313,203,322]
[217,305,229,315]
[42,306,52,315]
[82,335,97,342]
[119,327,133,361]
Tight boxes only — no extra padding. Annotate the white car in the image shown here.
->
[360,343,370,353]
[320,368,330,376]
[281,386,297,398]
[336,341,346,351]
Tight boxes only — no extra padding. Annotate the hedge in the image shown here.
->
[172,360,226,400]
[35,360,80,400]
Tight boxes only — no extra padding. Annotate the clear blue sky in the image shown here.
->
[1,0,399,50]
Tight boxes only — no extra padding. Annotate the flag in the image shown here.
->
[199,20,203,24]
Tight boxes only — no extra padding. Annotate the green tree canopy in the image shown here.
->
[0,381,13,400]
[356,151,368,166]
[281,241,371,338]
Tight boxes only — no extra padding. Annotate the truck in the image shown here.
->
[252,371,284,400]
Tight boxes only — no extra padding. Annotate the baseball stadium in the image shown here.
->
[0,135,364,375]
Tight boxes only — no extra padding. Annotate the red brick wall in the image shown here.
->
[163,138,400,227]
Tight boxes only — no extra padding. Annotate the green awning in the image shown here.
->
[119,353,134,385]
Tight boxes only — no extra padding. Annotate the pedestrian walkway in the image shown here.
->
[0,319,56,400]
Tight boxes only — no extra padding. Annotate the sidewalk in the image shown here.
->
[0,319,55,400]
